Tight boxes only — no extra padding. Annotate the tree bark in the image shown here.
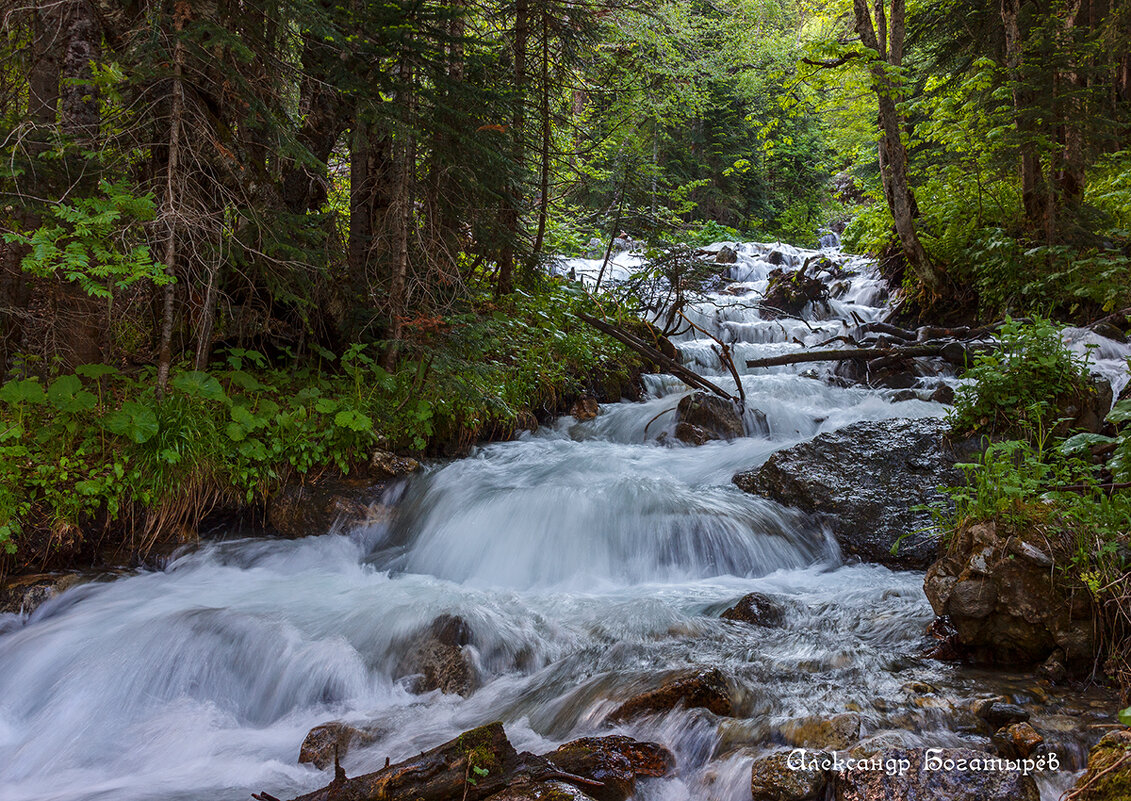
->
[1000,0,1049,231]
[496,0,528,297]
[156,5,187,398]
[530,7,552,264]
[853,0,941,291]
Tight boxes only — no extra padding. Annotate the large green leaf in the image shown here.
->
[47,375,97,413]
[0,378,46,405]
[1107,399,1131,424]
[102,401,159,443]
[171,371,228,402]
[334,409,373,432]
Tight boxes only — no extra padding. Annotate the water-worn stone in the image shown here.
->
[674,392,744,443]
[833,747,1040,801]
[1067,730,1131,801]
[779,713,861,750]
[715,246,738,264]
[267,477,394,537]
[544,735,673,801]
[298,721,382,769]
[924,520,1094,665]
[370,449,421,479]
[608,668,732,722]
[733,417,962,568]
[761,268,829,319]
[750,749,829,801]
[0,573,89,615]
[397,614,478,696]
[973,698,1030,729]
[997,722,1043,758]
[571,397,600,421]
[720,592,785,627]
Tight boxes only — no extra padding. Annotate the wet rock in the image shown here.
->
[1037,649,1067,683]
[930,384,956,404]
[1068,729,1131,801]
[571,397,600,421]
[832,747,1039,801]
[544,735,673,801]
[298,721,382,769]
[779,712,861,750]
[974,698,1030,729]
[674,392,744,443]
[608,668,732,722]
[370,449,421,479]
[0,573,88,615]
[486,780,598,800]
[767,250,785,266]
[715,246,738,264]
[720,592,785,627]
[267,476,394,538]
[1053,375,1113,437]
[733,417,960,569]
[397,614,478,696]
[994,722,1043,758]
[924,520,1094,665]
[761,268,829,319]
[750,749,829,801]
[1092,321,1127,343]
[923,616,962,660]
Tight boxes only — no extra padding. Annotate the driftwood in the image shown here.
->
[744,343,968,370]
[256,723,675,801]
[575,311,741,405]
[263,722,524,801]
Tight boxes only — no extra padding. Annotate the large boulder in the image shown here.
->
[761,268,829,319]
[832,747,1040,801]
[923,520,1094,665]
[0,572,89,616]
[608,668,732,722]
[267,462,415,538]
[733,417,962,568]
[720,592,786,627]
[675,392,744,444]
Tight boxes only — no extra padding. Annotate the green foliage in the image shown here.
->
[949,317,1091,437]
[0,280,639,556]
[3,180,170,299]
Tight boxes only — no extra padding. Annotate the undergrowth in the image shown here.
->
[0,278,640,572]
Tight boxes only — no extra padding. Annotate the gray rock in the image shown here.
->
[715,245,738,264]
[751,750,829,801]
[733,418,961,568]
[675,392,744,443]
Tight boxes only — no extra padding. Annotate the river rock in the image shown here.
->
[675,392,744,443]
[370,449,421,479]
[973,698,1029,729]
[267,476,395,538]
[832,747,1039,801]
[1068,730,1131,800]
[544,736,673,801]
[761,268,829,319]
[923,520,1094,665]
[779,712,861,750]
[733,417,960,568]
[298,721,382,769]
[397,614,478,696]
[1052,375,1113,437]
[571,397,600,421]
[715,245,738,264]
[750,749,829,801]
[720,592,785,627]
[608,668,732,722]
[0,572,89,616]
[994,722,1043,758]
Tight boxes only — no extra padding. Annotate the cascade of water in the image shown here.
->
[1,242,1123,801]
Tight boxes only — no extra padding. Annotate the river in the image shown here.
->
[0,242,1124,801]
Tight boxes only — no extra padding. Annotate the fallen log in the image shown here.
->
[745,344,952,370]
[266,722,524,801]
[575,311,740,405]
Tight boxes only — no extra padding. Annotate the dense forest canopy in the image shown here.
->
[0,0,1128,562]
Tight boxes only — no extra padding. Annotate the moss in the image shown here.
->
[1072,731,1131,801]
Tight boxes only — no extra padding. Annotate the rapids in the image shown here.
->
[1,242,1125,801]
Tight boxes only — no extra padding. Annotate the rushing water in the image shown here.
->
[1,242,1126,801]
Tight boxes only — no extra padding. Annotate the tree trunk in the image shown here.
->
[1000,0,1049,231]
[530,8,552,265]
[853,0,940,291]
[156,6,187,398]
[496,0,528,297]
[382,55,414,369]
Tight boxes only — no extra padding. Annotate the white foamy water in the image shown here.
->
[1,242,1122,801]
